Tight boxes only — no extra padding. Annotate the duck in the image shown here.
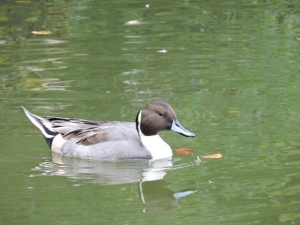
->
[22,101,195,161]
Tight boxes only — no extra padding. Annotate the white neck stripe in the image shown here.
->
[137,110,143,137]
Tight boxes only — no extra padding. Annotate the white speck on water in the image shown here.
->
[195,156,202,165]
[125,20,140,25]
[157,49,167,53]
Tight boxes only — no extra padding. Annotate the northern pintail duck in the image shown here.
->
[22,101,195,160]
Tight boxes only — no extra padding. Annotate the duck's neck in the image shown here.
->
[136,110,172,160]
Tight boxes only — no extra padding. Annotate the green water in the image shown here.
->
[1,0,300,224]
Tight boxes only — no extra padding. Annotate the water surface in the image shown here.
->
[1,0,300,224]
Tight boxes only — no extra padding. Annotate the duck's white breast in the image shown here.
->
[139,134,172,160]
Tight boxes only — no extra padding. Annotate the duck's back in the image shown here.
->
[61,122,152,160]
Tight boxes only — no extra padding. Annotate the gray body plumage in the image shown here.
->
[61,122,151,160]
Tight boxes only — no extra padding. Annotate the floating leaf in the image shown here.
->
[201,154,222,158]
[228,110,239,114]
[175,148,194,155]
[32,30,52,35]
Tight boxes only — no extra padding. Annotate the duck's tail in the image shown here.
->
[21,106,58,149]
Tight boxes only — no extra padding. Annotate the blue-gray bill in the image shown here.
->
[170,119,195,137]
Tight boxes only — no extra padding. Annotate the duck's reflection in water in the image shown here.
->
[50,153,173,184]
[32,153,197,212]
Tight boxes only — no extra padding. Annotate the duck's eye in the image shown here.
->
[158,112,164,117]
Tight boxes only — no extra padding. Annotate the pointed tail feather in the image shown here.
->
[21,106,58,148]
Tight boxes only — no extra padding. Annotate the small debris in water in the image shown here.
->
[157,49,167,53]
[124,20,151,25]
[125,20,140,25]
[228,110,239,114]
[195,156,202,165]
[175,148,194,155]
[32,30,52,35]
[201,154,222,159]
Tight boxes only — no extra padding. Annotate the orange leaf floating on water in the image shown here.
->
[32,30,52,35]
[175,148,194,155]
[201,154,222,159]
